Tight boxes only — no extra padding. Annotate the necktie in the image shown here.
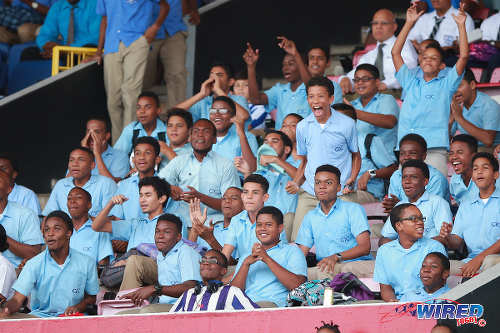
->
[67,6,75,45]
[429,16,444,40]
[374,43,385,81]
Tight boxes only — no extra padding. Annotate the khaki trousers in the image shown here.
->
[340,190,379,205]
[291,190,319,242]
[104,36,150,143]
[307,260,375,280]
[119,255,158,291]
[424,148,449,178]
[283,212,295,243]
[450,254,500,276]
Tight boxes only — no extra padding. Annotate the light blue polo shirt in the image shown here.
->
[352,93,400,154]
[296,199,371,261]
[400,285,450,302]
[451,91,500,146]
[42,174,117,217]
[70,218,113,263]
[112,214,160,252]
[449,173,478,205]
[264,82,309,130]
[396,64,463,149]
[0,202,43,267]
[158,150,240,227]
[188,94,249,123]
[451,186,500,262]
[157,240,201,304]
[388,164,450,202]
[158,143,192,172]
[8,183,41,216]
[96,0,158,54]
[233,241,307,307]
[12,248,99,318]
[92,145,130,179]
[357,133,397,199]
[213,125,259,162]
[195,220,235,255]
[256,169,298,215]
[286,155,302,168]
[381,191,452,240]
[373,237,447,300]
[225,210,288,259]
[114,119,167,155]
[296,110,358,195]
[109,174,147,220]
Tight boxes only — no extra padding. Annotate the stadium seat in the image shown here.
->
[327,75,341,82]
[7,60,52,95]
[7,42,37,82]
[470,67,483,82]
[352,44,376,67]
[490,67,500,83]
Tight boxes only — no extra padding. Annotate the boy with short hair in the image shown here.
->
[232,70,268,130]
[280,113,304,169]
[231,206,307,307]
[382,134,450,213]
[222,174,287,261]
[114,91,167,155]
[449,134,479,204]
[176,62,250,123]
[158,108,193,171]
[441,152,500,278]
[392,3,469,176]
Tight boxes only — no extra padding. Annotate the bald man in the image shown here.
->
[339,9,418,94]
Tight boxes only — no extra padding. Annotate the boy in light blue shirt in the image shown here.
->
[449,134,479,205]
[42,147,117,218]
[350,63,399,155]
[120,214,200,312]
[176,62,250,124]
[0,211,99,318]
[450,69,500,147]
[374,203,447,302]
[67,187,112,265]
[158,108,193,171]
[231,206,307,307]
[442,152,500,278]
[392,3,469,176]
[296,165,372,279]
[383,134,450,213]
[400,252,451,302]
[380,160,452,245]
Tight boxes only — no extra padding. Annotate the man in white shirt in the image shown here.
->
[408,0,474,50]
[474,12,500,82]
[339,9,418,94]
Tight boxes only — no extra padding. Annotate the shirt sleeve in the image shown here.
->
[394,64,415,91]
[246,133,259,157]
[101,179,118,210]
[42,182,63,216]
[111,219,133,241]
[188,99,205,123]
[97,232,114,262]
[224,217,239,247]
[283,246,307,278]
[373,246,390,285]
[388,171,403,199]
[346,119,359,153]
[381,216,398,240]
[481,97,500,131]
[35,3,60,50]
[158,156,180,185]
[108,151,131,179]
[109,183,125,218]
[12,258,37,297]
[431,197,453,236]
[113,124,134,155]
[95,0,107,16]
[178,248,202,282]
[219,162,240,195]
[85,258,100,295]
[295,122,307,156]
[19,209,44,245]
[231,94,250,112]
[427,170,451,202]
[450,203,467,239]
[332,81,343,104]
[349,204,370,237]
[445,64,464,94]
[263,84,279,109]
[294,211,314,248]
[372,136,397,168]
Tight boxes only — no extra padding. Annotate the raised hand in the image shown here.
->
[200,77,215,97]
[234,156,252,175]
[243,42,259,67]
[406,2,424,24]
[452,2,467,26]
[277,36,298,56]
[189,197,207,226]
[110,194,128,205]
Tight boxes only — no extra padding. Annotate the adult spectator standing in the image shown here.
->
[0,170,43,269]
[170,249,259,312]
[0,153,41,216]
[34,0,100,59]
[80,116,130,182]
[0,0,55,44]
[0,211,99,318]
[144,0,200,110]
[42,147,117,217]
[95,0,168,144]
[339,9,418,94]
[450,69,500,149]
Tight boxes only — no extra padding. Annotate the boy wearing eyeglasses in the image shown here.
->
[379,159,452,246]
[209,95,258,173]
[374,203,447,302]
[349,63,399,155]
[119,214,201,313]
[170,249,259,312]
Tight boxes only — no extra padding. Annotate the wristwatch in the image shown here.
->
[335,253,343,263]
[153,283,163,296]
[368,169,377,178]
[31,1,39,9]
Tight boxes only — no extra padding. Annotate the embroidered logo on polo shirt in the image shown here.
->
[72,288,81,295]
[334,145,344,152]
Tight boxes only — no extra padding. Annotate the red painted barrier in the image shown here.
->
[0,303,436,333]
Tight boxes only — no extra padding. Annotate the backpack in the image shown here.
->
[130,123,167,154]
[329,272,375,301]
[287,279,357,307]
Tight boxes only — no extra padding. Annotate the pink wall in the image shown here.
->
[1,303,436,333]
